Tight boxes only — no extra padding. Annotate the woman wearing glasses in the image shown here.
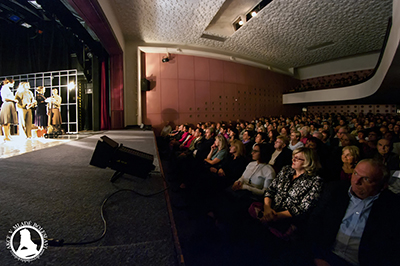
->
[250,147,323,240]
[209,143,275,229]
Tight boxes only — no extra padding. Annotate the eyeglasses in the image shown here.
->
[292,156,305,162]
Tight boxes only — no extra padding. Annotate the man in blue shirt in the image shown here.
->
[310,159,400,266]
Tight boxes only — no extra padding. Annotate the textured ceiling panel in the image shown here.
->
[110,0,392,69]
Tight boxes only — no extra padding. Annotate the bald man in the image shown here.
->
[310,159,400,266]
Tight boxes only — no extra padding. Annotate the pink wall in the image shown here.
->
[144,53,300,132]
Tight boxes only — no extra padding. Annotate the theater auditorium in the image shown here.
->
[0,0,399,266]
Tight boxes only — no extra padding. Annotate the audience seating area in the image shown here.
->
[157,111,400,266]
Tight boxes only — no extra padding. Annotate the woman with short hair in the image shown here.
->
[249,147,323,239]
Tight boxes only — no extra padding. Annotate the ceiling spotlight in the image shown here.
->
[21,22,32,28]
[238,20,244,26]
[28,1,43,9]
[251,11,257,17]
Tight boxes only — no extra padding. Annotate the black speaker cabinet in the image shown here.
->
[90,136,155,180]
[141,78,151,91]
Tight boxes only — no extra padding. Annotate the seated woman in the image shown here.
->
[338,145,360,181]
[210,143,275,225]
[207,139,248,191]
[327,145,360,182]
[204,134,228,170]
[231,143,275,200]
[249,147,323,239]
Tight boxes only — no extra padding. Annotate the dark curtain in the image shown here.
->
[100,61,110,130]
[0,20,78,76]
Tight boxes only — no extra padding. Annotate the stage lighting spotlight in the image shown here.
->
[68,81,76,90]
[21,22,32,28]
[162,57,169,63]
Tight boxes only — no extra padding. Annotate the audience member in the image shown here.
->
[373,138,400,176]
[250,147,323,238]
[311,159,400,266]
[268,135,292,174]
[289,131,304,151]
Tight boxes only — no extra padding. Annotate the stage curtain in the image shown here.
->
[100,61,111,130]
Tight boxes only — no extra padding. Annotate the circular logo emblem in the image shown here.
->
[6,221,48,262]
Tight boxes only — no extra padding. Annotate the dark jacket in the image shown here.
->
[310,180,400,266]
[271,147,293,174]
[195,137,215,161]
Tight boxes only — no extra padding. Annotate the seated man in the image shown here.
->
[373,138,400,176]
[268,135,292,174]
[310,159,400,266]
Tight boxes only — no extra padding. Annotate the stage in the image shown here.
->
[0,130,181,266]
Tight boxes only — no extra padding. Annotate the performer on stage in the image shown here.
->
[15,82,36,138]
[0,79,18,141]
[46,88,62,132]
[35,86,47,130]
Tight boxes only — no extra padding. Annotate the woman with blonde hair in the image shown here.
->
[204,134,228,168]
[208,139,248,190]
[0,79,18,141]
[249,147,323,239]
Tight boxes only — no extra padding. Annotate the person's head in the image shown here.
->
[17,82,28,92]
[255,132,267,144]
[252,143,270,163]
[305,137,320,150]
[194,128,203,138]
[312,131,323,140]
[215,134,228,150]
[246,123,255,131]
[37,86,45,94]
[2,78,14,87]
[341,145,360,166]
[351,159,389,199]
[257,126,266,133]
[205,127,214,140]
[182,124,189,132]
[219,126,227,134]
[274,135,288,151]
[280,127,289,136]
[300,126,310,137]
[380,126,388,135]
[229,127,239,139]
[367,129,380,142]
[242,130,253,141]
[268,129,279,142]
[52,88,58,95]
[229,139,245,158]
[291,147,321,175]
[290,131,301,143]
[377,138,392,156]
[321,130,330,141]
[337,126,348,139]
[340,133,357,147]
[394,124,400,133]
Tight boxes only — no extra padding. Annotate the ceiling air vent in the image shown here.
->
[200,34,227,42]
